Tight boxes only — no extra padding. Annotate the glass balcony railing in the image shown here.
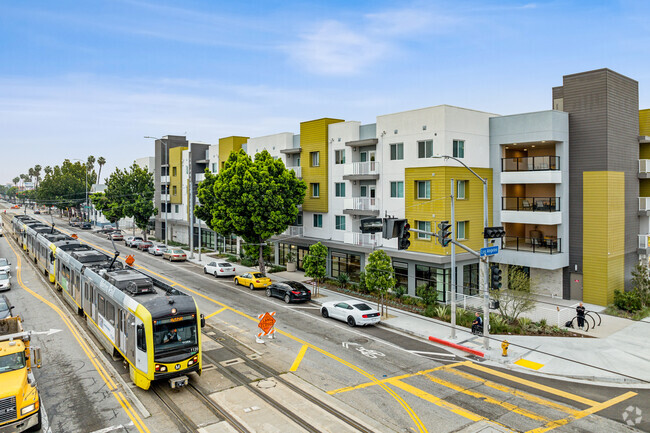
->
[287,166,301,178]
[502,236,561,254]
[502,197,559,212]
[639,234,650,249]
[502,156,560,172]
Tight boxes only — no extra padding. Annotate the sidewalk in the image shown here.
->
[179,250,650,387]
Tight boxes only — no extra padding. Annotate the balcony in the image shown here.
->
[287,166,301,178]
[195,173,205,182]
[343,197,381,216]
[502,196,559,212]
[503,236,561,254]
[639,234,650,254]
[502,156,560,172]
[160,176,170,184]
[160,194,170,202]
[640,198,650,215]
[344,232,378,248]
[640,160,650,179]
[342,162,380,180]
[280,226,303,237]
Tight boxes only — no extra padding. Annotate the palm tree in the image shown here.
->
[44,166,52,177]
[97,156,106,184]
[28,168,35,184]
[12,177,19,187]
[20,174,29,186]
[87,155,95,173]
[34,165,42,187]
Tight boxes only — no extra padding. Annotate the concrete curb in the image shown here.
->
[428,336,485,357]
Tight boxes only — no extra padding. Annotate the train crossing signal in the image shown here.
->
[437,221,452,247]
[490,265,502,290]
[484,226,506,239]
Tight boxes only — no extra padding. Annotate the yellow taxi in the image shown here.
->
[234,272,272,290]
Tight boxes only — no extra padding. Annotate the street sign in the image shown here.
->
[360,217,383,234]
[479,246,499,257]
[257,311,276,337]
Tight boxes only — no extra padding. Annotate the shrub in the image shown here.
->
[358,272,369,294]
[457,308,475,328]
[402,295,415,305]
[240,257,256,267]
[267,265,286,273]
[423,304,437,318]
[392,286,407,300]
[226,254,238,263]
[539,318,548,328]
[489,315,508,333]
[613,289,643,312]
[434,305,450,321]
[416,284,438,306]
[337,273,350,290]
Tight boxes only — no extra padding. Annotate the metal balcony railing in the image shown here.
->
[502,236,561,254]
[502,156,560,172]
[502,197,560,212]
[287,166,301,178]
[344,197,381,211]
[343,161,380,176]
[640,197,650,212]
[639,234,650,249]
[344,232,378,247]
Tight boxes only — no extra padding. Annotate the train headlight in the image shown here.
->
[155,364,167,372]
[21,404,35,415]
[188,356,198,366]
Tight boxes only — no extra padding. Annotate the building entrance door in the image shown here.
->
[570,273,583,300]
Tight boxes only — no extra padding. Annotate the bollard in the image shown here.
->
[501,340,509,357]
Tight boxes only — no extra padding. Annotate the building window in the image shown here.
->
[331,251,361,281]
[175,205,179,213]
[453,140,465,158]
[172,185,177,195]
[393,261,408,291]
[335,150,346,164]
[416,181,430,199]
[463,263,479,296]
[212,163,217,172]
[335,215,346,230]
[418,140,433,158]
[311,183,320,198]
[310,151,320,167]
[313,214,323,228]
[390,181,404,198]
[456,221,467,240]
[335,182,346,197]
[456,180,467,199]
[390,143,404,160]
[416,221,431,239]
[415,265,449,303]
[172,166,177,176]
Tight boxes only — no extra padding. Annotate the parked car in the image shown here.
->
[11,205,20,209]
[204,261,236,277]
[33,210,41,215]
[148,244,168,256]
[107,231,124,241]
[0,258,10,275]
[125,236,144,247]
[320,301,381,327]
[234,272,271,290]
[163,249,187,262]
[137,241,153,252]
[69,218,81,227]
[80,222,92,230]
[266,281,311,304]
[0,272,10,292]
[0,294,13,318]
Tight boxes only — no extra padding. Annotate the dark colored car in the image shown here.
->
[80,222,92,230]
[34,210,41,215]
[265,281,311,304]
[0,294,13,318]
[137,241,153,252]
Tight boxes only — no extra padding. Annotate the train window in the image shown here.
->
[136,325,146,351]
[106,302,115,326]
[98,296,105,317]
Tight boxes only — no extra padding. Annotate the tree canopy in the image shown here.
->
[195,149,306,273]
[37,159,96,211]
[303,242,327,295]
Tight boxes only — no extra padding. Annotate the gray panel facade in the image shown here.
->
[154,135,188,241]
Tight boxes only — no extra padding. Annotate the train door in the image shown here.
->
[119,310,127,354]
[134,317,148,373]
[126,313,136,361]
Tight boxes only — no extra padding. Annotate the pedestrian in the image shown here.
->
[576,302,586,329]
[471,312,483,335]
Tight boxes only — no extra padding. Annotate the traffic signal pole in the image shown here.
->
[450,178,456,340]
[482,179,490,350]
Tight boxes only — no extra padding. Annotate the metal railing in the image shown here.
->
[502,236,561,254]
[343,197,381,212]
[640,159,650,174]
[502,156,560,172]
[344,232,378,247]
[639,234,650,249]
[502,197,559,212]
[287,166,301,178]
[343,161,381,176]
[281,226,303,237]
[640,197,650,211]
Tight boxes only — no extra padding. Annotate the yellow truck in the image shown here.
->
[0,316,42,432]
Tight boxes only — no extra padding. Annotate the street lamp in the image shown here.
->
[145,136,168,245]
[432,154,491,350]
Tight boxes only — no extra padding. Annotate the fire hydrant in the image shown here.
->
[501,340,509,357]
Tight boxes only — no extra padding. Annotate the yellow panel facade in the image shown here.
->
[218,136,248,172]
[169,146,187,204]
[300,118,344,213]
[405,166,493,255]
[640,109,650,137]
[583,171,624,306]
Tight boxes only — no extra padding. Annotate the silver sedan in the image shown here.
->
[148,245,168,256]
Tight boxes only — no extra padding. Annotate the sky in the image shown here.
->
[1,0,649,185]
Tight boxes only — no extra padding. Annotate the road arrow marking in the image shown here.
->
[342,342,359,349]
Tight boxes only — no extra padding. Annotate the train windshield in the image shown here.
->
[153,318,198,354]
[0,352,26,373]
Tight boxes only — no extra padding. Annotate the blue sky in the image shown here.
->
[1,0,648,184]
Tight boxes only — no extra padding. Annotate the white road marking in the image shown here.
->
[342,342,359,349]
[88,423,135,433]
[409,350,456,357]
[32,328,62,336]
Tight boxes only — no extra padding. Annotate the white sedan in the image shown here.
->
[320,301,381,327]
[0,258,10,275]
[204,261,236,277]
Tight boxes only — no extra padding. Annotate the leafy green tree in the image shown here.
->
[303,242,327,297]
[37,160,96,215]
[631,263,650,307]
[90,192,125,227]
[365,249,396,317]
[196,149,306,274]
[491,266,535,322]
[194,170,218,231]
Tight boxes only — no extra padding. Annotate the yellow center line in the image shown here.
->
[3,231,150,433]
[443,365,580,416]
[463,362,600,407]
[205,307,229,319]
[422,372,552,422]
[289,344,309,372]
[525,391,637,433]
[44,224,427,433]
[328,362,468,395]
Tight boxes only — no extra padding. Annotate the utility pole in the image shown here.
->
[188,148,194,259]
[450,178,457,339]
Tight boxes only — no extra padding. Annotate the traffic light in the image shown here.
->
[395,219,411,250]
[484,226,506,239]
[490,265,502,290]
[437,221,452,247]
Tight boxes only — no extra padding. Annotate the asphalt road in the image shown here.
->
[6,209,650,433]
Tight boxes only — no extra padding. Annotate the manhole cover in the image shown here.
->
[350,337,369,345]
[256,379,276,389]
